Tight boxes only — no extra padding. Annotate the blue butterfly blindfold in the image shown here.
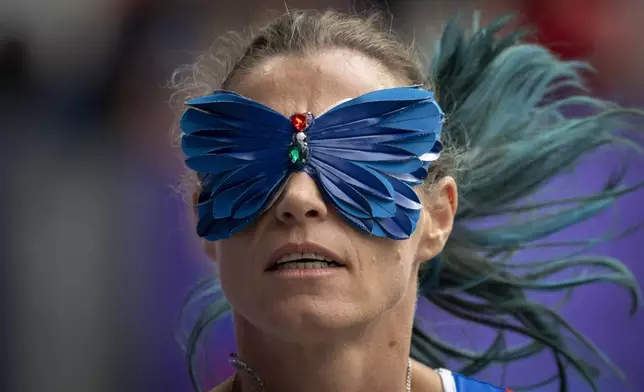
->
[180,85,444,241]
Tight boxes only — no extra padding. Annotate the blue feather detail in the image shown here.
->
[180,86,443,240]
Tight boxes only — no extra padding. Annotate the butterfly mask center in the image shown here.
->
[288,112,313,167]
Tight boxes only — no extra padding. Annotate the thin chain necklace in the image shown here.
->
[230,353,412,392]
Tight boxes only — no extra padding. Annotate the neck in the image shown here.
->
[232,295,417,392]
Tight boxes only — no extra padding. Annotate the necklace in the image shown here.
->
[230,353,412,392]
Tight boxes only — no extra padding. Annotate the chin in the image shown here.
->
[257,299,370,341]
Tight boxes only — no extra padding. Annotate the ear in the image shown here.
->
[415,176,458,263]
[193,191,219,261]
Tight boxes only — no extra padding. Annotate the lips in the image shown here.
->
[266,243,345,271]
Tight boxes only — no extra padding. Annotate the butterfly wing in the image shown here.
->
[307,86,444,239]
[180,91,293,240]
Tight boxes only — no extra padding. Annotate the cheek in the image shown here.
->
[361,240,418,307]
[213,238,256,304]
[371,238,417,274]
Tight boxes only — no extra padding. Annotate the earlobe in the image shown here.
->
[415,177,458,262]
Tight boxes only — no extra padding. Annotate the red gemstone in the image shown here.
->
[290,113,308,132]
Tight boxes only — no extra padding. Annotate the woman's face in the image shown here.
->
[202,49,457,341]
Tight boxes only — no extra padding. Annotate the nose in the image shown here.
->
[274,172,328,225]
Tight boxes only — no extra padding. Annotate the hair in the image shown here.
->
[172,9,644,392]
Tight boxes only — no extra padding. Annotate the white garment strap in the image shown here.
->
[435,368,457,392]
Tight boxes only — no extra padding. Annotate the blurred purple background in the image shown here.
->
[2,1,643,391]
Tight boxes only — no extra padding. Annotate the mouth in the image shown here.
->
[266,244,346,272]
[267,253,344,271]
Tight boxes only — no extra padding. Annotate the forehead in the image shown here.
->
[232,49,403,116]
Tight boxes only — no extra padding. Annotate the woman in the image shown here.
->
[173,10,642,392]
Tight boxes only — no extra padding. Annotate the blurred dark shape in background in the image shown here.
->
[1,1,642,392]
[0,36,29,94]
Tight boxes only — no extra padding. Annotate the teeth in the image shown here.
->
[275,252,334,264]
[274,261,337,270]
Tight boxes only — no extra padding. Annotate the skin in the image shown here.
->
[202,49,458,392]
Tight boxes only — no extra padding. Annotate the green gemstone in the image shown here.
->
[289,146,300,163]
